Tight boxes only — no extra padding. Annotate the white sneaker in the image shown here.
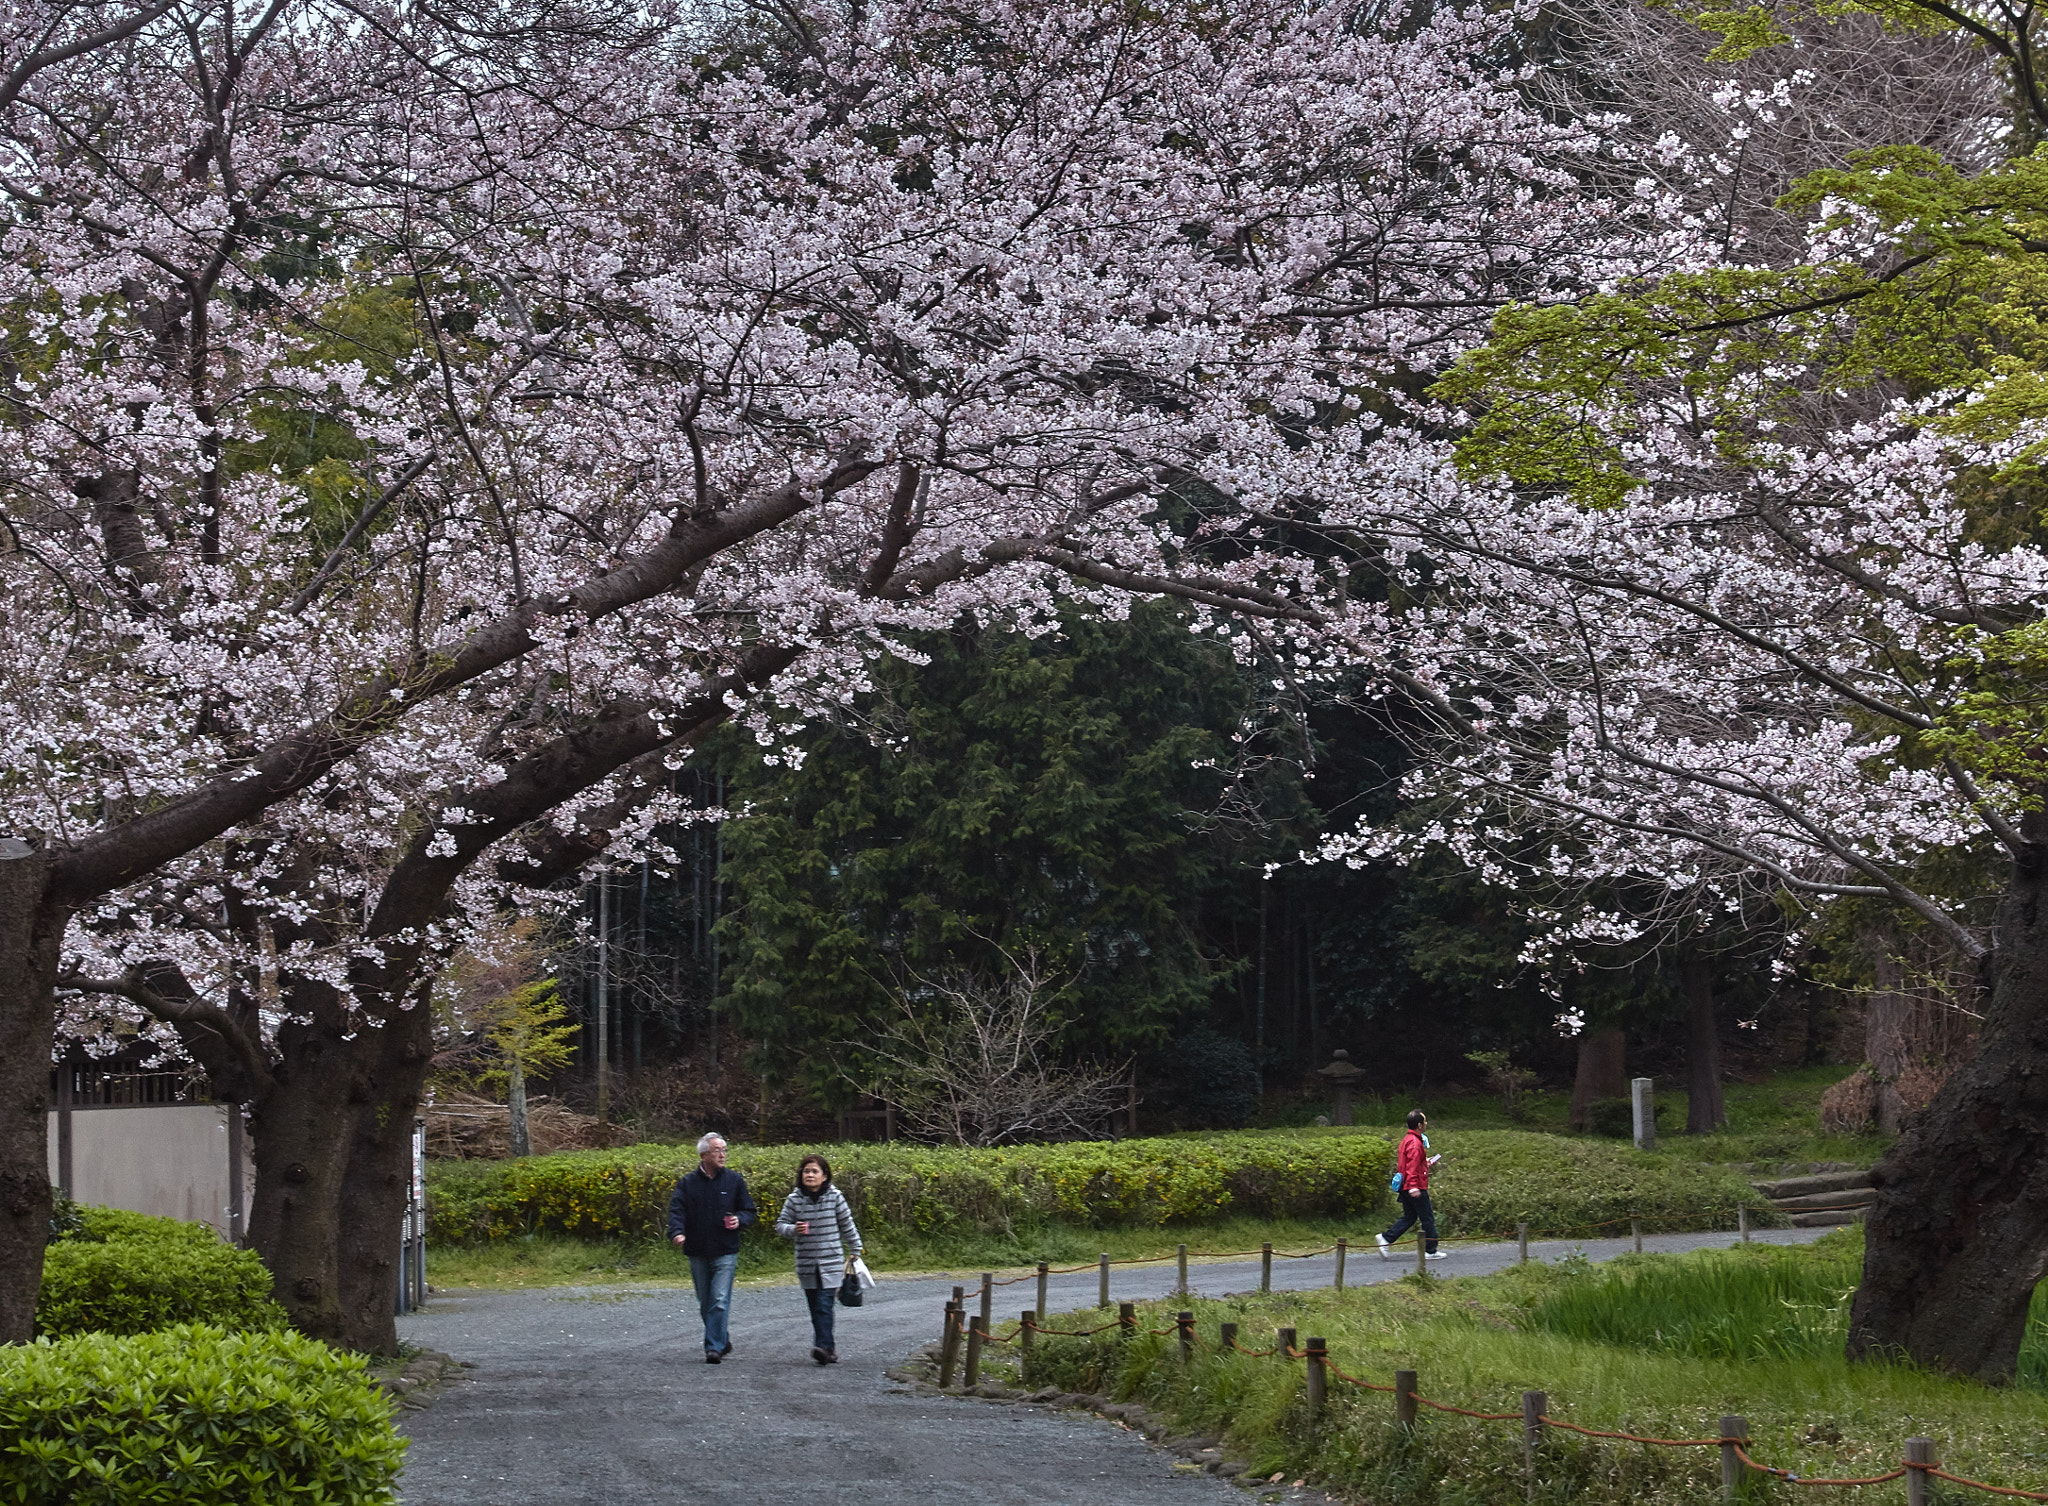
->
[1425,1250,1448,1261]
[1375,1234,1391,1260]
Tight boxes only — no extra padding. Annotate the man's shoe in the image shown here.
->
[1375,1234,1391,1260]
[720,1343,734,1357]
[823,1349,838,1364]
[1425,1250,1448,1260]
[810,1346,829,1365]
[705,1350,722,1364]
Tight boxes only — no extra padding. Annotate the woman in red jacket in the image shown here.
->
[1377,1110,1446,1260]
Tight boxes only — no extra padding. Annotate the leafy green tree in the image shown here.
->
[719,603,1252,1097]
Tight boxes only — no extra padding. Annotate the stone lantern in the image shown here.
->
[1317,1049,1368,1126]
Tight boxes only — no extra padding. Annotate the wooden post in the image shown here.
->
[1632,1217,1642,1254]
[938,1302,961,1388]
[979,1272,993,1328]
[1036,1261,1049,1322]
[226,1102,246,1245]
[1415,1232,1426,1277]
[1220,1321,1238,1352]
[1335,1237,1347,1290]
[1523,1390,1546,1496]
[1518,1221,1528,1264]
[1118,1301,1136,1340]
[1178,1310,1195,1365]
[1099,1253,1111,1309]
[1305,1337,1328,1419]
[54,1060,73,1197]
[964,1313,986,1387]
[1277,1325,1297,1360]
[1395,1368,1418,1430]
[1720,1416,1747,1502]
[1177,1242,1189,1294]
[1739,1205,1750,1243]
[1261,1241,1272,1293]
[1020,1309,1036,1386]
[1906,1437,1933,1506]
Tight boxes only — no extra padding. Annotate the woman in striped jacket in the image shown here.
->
[774,1153,863,1364]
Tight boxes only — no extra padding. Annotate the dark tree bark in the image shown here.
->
[1568,1025,1628,1132]
[332,993,437,1355]
[0,847,63,1343]
[1849,838,2048,1383]
[1682,957,1727,1133]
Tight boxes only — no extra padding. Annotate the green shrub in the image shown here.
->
[0,1323,404,1505]
[38,1207,286,1338]
[1425,1131,1779,1237]
[426,1130,1396,1246]
[1587,1096,1673,1139]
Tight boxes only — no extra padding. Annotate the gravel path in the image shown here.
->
[395,1224,1833,1505]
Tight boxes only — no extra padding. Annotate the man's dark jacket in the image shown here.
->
[667,1165,758,1257]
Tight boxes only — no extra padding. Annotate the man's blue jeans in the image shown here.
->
[689,1252,739,1353]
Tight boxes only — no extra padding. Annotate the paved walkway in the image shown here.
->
[395,1225,1831,1505]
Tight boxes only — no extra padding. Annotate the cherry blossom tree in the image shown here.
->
[1320,103,2048,1375]
[1,0,1626,1349]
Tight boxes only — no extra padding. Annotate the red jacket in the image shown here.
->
[1396,1131,1429,1194]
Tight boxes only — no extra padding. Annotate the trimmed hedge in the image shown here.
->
[0,1323,405,1505]
[1424,1131,1782,1238]
[38,1206,287,1338]
[426,1131,1397,1246]
[426,1127,1780,1248]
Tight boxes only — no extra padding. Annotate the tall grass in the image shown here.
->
[1023,1234,2048,1505]
[1526,1233,2048,1384]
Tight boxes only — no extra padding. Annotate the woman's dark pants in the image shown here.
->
[803,1280,837,1351]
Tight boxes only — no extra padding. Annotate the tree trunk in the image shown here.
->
[1867,944,1917,1136]
[245,998,360,1346]
[1683,958,1727,1133]
[1568,1025,1628,1132]
[508,1058,530,1158]
[1849,847,2048,1382]
[0,848,62,1343]
[333,1004,434,1356]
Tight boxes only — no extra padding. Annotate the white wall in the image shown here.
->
[48,1104,250,1240]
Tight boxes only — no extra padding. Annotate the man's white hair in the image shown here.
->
[696,1133,726,1155]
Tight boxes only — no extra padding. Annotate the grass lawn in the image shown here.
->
[1017,1232,2048,1505]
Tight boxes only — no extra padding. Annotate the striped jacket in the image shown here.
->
[774,1185,862,1288]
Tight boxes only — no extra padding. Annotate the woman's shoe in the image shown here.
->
[810,1346,830,1365]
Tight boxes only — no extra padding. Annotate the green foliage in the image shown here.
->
[1030,1237,2048,1504]
[479,978,580,1091]
[1585,1095,1673,1139]
[719,602,1265,1089]
[1421,1131,1778,1238]
[425,1130,1395,1246]
[37,1207,286,1338]
[0,1324,405,1505]
[45,1188,83,1243]
[425,1127,1775,1252]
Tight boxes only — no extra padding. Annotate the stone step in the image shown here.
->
[1751,1169,1872,1200]
[1790,1208,1868,1228]
[1774,1188,1876,1214]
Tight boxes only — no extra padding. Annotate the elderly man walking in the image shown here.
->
[669,1133,758,1362]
